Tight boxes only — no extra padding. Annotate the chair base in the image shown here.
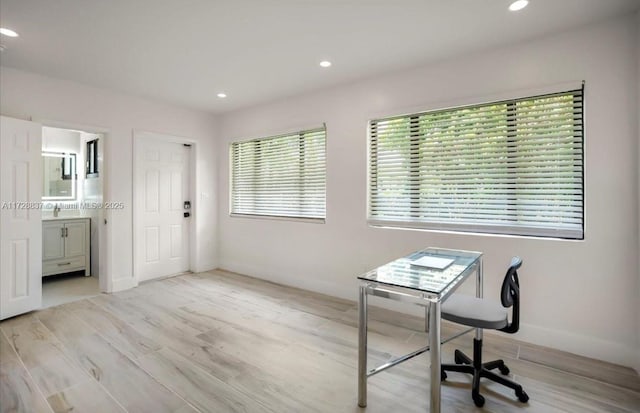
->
[441,338,529,407]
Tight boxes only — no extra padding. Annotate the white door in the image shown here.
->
[0,116,42,320]
[135,137,190,282]
[42,222,64,260]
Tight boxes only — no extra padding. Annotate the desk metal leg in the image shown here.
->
[358,285,368,407]
[429,301,441,413]
[476,259,484,341]
[424,306,430,333]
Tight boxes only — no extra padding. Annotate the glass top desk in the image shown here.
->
[357,247,483,413]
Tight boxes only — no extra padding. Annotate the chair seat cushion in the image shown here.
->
[442,294,509,330]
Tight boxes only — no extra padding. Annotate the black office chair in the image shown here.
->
[440,257,529,407]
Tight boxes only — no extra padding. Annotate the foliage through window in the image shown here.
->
[368,88,584,239]
[231,127,326,221]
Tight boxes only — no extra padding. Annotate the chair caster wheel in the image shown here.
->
[516,388,529,403]
[472,393,485,407]
[441,370,447,381]
[454,350,465,364]
[498,365,510,375]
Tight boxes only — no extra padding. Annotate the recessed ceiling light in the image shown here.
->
[319,60,332,68]
[0,28,19,37]
[217,92,227,98]
[509,0,529,11]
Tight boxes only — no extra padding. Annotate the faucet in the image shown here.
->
[53,203,60,217]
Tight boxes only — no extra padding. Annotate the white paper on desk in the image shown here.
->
[411,256,454,270]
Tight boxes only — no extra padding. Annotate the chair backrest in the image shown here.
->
[499,257,522,334]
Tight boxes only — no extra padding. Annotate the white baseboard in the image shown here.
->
[110,276,138,293]
[514,323,638,369]
[217,261,344,301]
[108,265,216,293]
[192,264,217,274]
[218,261,639,370]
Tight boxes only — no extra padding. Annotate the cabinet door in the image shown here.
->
[43,222,65,259]
[64,222,86,257]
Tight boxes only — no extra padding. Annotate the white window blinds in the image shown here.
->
[231,127,326,221]
[368,88,584,239]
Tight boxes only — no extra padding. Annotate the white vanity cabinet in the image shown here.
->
[42,218,90,277]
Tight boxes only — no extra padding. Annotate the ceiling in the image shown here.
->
[1,0,638,114]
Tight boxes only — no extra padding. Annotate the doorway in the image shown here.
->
[41,126,105,307]
[134,132,194,282]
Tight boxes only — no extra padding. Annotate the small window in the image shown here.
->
[230,127,326,221]
[368,87,584,239]
[61,153,76,180]
[86,139,99,178]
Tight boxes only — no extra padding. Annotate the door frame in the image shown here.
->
[38,119,111,293]
[132,130,197,285]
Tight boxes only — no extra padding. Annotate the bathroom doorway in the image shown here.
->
[41,125,106,307]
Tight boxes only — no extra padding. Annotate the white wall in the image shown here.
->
[218,15,640,368]
[42,126,81,153]
[636,11,640,374]
[1,67,219,291]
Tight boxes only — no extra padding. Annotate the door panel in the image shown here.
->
[135,137,190,281]
[10,240,29,297]
[170,224,182,258]
[1,116,42,320]
[170,171,182,211]
[12,163,29,220]
[145,226,160,263]
[145,170,159,212]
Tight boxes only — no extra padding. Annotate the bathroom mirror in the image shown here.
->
[42,152,76,200]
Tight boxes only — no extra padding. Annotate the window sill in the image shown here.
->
[230,213,325,224]
[367,221,584,242]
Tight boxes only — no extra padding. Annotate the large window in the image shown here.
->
[368,88,584,239]
[231,127,326,221]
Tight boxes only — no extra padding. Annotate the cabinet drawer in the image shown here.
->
[43,256,86,276]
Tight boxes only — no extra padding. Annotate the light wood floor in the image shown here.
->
[1,270,639,413]
[42,273,100,309]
